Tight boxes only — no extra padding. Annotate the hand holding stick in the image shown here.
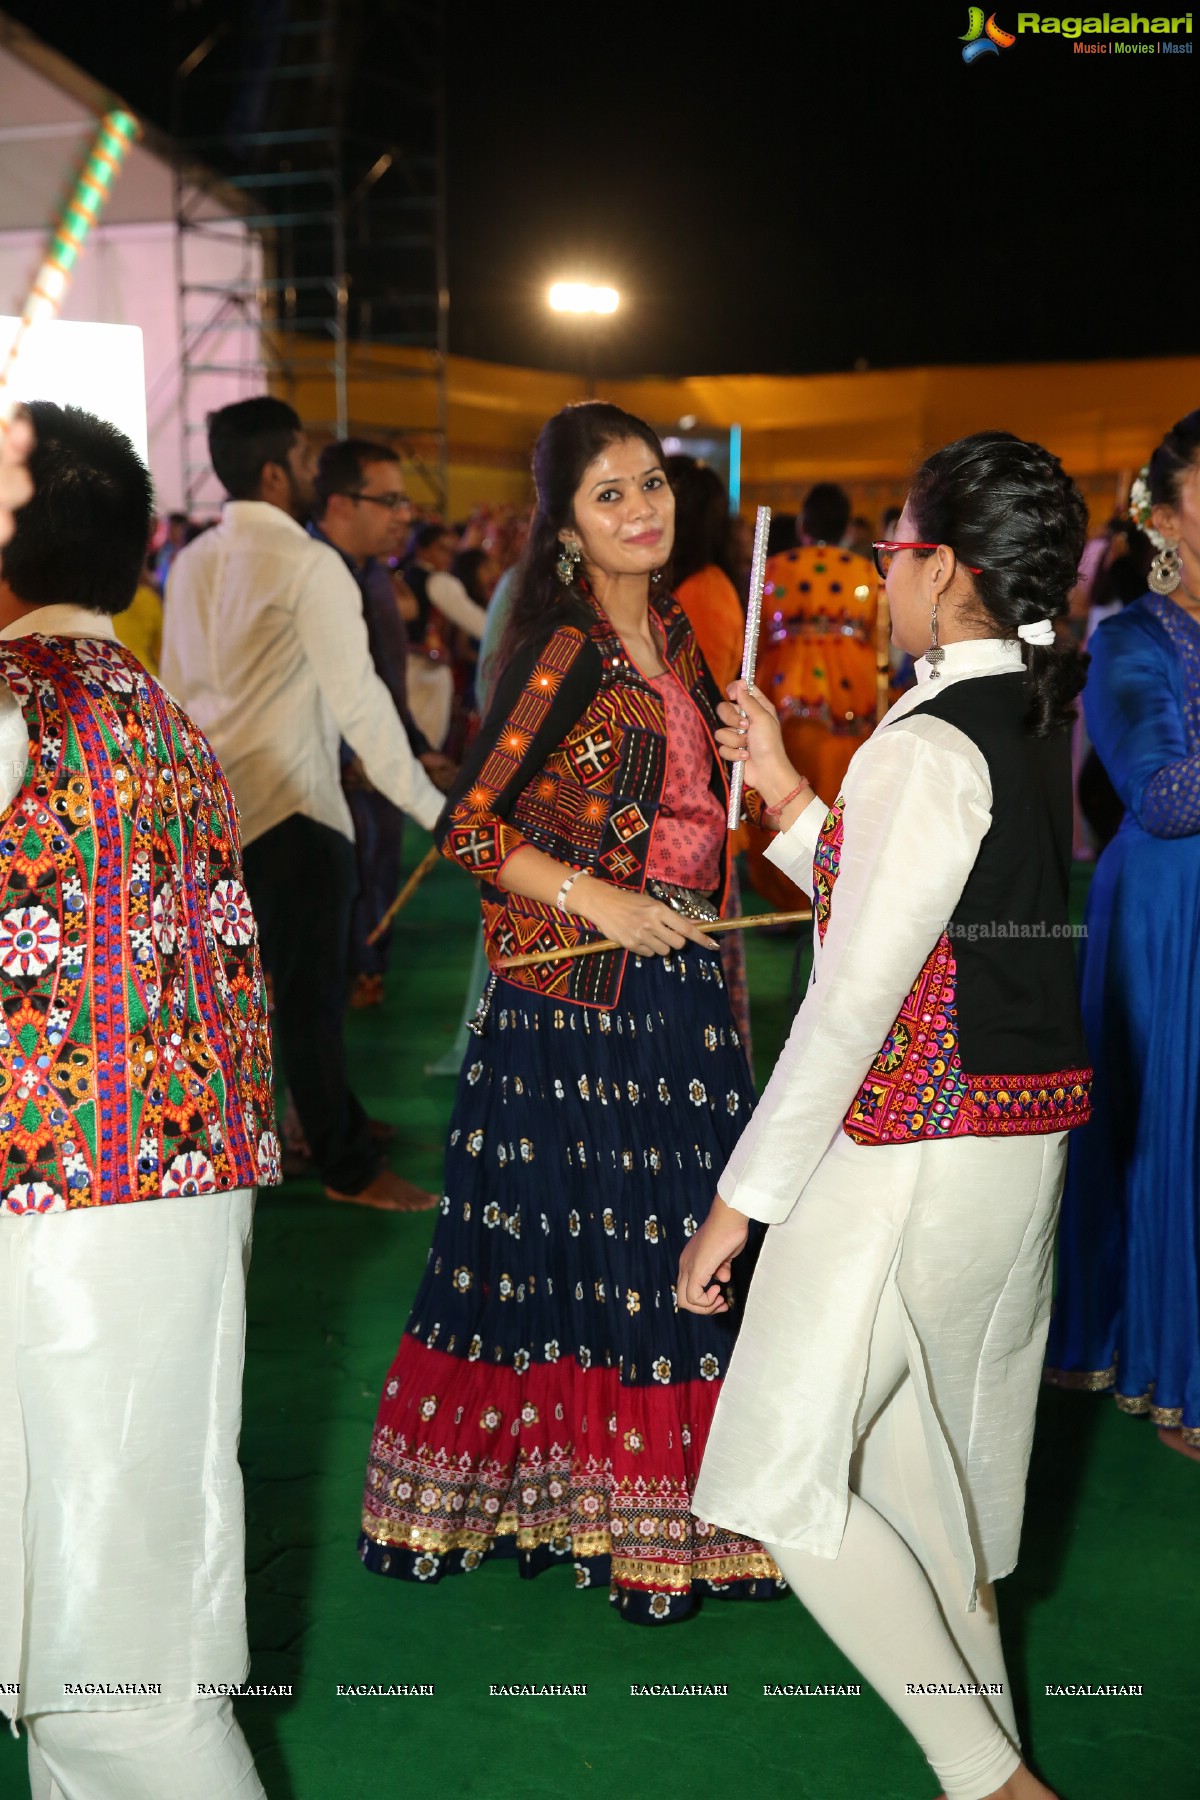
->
[496,907,811,972]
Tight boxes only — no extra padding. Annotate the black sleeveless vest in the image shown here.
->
[827,671,1091,1145]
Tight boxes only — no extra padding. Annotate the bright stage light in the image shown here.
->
[548,282,620,315]
[0,317,148,466]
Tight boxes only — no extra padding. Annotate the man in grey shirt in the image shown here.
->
[163,397,443,1211]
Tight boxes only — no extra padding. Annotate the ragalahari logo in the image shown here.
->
[961,8,1017,59]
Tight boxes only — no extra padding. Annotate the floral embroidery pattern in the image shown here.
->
[161,1151,217,1197]
[0,636,277,1210]
[208,878,254,946]
[843,932,1091,1144]
[0,904,60,977]
[812,795,845,944]
[3,1180,65,1216]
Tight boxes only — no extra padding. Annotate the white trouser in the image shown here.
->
[765,1273,1023,1800]
[26,1698,265,1800]
[0,1192,255,1717]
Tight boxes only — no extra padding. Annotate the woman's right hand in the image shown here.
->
[717,678,802,810]
[569,878,715,957]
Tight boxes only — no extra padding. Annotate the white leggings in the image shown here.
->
[764,1277,1023,1800]
[25,1698,266,1800]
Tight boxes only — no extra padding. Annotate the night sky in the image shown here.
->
[6,0,1192,377]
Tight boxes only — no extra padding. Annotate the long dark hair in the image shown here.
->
[496,402,667,678]
[907,430,1089,737]
[452,547,492,608]
[1147,408,1200,508]
[664,454,737,585]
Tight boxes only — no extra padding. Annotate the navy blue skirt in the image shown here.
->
[359,941,785,1622]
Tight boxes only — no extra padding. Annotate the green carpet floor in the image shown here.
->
[4,841,1196,1800]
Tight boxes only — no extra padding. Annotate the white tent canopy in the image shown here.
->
[0,13,264,511]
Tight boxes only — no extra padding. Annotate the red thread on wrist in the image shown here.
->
[762,780,809,828]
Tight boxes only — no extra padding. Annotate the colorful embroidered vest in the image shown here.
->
[0,634,280,1216]
[815,673,1092,1146]
[441,591,730,1009]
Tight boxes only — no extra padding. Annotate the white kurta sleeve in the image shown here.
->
[292,547,444,832]
[0,679,28,813]
[719,716,992,1225]
[761,792,828,898]
[426,570,488,640]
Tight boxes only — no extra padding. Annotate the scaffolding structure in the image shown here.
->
[172,0,447,513]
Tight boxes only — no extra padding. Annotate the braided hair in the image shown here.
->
[907,430,1089,736]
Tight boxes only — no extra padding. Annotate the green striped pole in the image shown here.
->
[0,109,140,415]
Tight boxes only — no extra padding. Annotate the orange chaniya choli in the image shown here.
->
[675,564,745,696]
[746,544,879,910]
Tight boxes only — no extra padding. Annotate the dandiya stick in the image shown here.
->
[366,844,441,946]
[496,907,811,972]
[0,110,140,422]
[727,503,771,828]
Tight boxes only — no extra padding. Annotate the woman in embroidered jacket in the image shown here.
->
[679,433,1092,1800]
[1046,410,1200,1459]
[359,403,783,1622]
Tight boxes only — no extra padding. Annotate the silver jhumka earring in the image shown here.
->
[556,538,582,587]
[1149,542,1183,596]
[926,601,945,679]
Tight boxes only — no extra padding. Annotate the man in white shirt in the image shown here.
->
[162,397,444,1212]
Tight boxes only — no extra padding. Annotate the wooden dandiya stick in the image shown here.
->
[496,907,812,972]
[0,110,140,422]
[366,844,441,946]
[726,503,771,828]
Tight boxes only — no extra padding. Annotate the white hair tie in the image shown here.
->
[1016,618,1056,647]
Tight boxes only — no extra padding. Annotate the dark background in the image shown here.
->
[5,0,1192,377]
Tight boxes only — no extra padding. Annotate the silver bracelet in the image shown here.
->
[555,867,591,912]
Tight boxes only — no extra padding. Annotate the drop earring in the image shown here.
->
[556,538,582,587]
[926,600,945,680]
[1149,541,1183,596]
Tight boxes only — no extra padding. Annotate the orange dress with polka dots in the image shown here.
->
[748,543,879,909]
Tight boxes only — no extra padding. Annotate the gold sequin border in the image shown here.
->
[1045,1364,1200,1445]
[361,1512,780,1584]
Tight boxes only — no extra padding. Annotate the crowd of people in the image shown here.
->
[0,386,1197,1800]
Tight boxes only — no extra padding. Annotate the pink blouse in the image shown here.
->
[646,667,725,890]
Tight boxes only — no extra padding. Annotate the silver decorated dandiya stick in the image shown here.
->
[726,503,771,828]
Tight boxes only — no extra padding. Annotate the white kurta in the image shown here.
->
[692,638,1070,1594]
[0,607,258,1723]
[0,1190,255,1720]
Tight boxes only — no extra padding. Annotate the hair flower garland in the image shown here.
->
[1128,465,1168,552]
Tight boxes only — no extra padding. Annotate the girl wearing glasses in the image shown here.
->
[679,431,1091,1800]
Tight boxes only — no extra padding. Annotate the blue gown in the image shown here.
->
[1046,594,1200,1444]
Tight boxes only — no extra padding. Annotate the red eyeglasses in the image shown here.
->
[872,541,983,579]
